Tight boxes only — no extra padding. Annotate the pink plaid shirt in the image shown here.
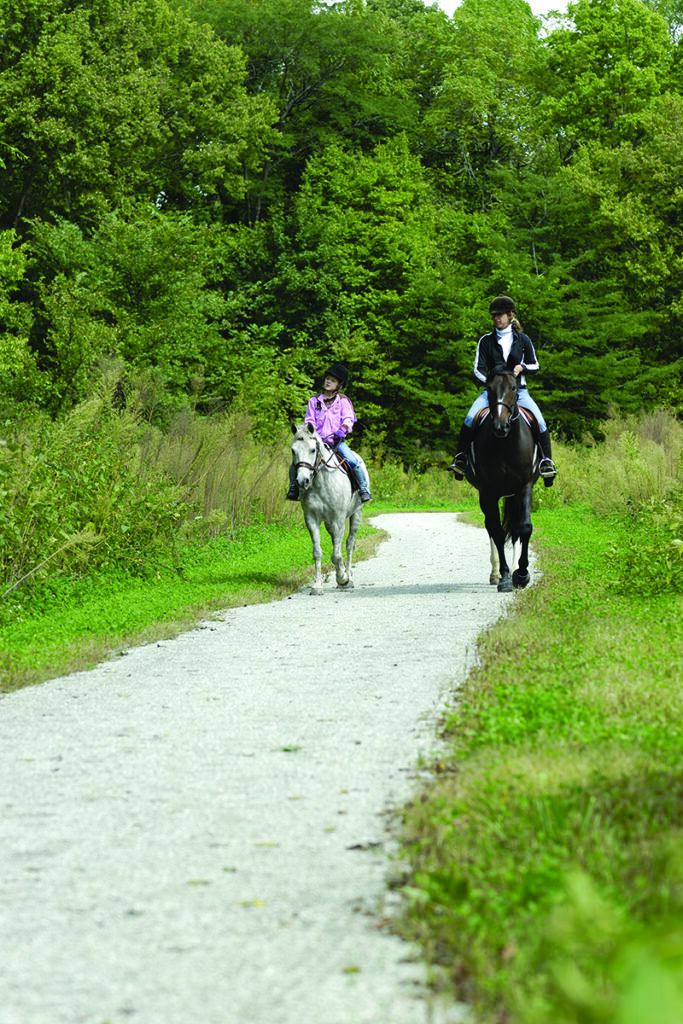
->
[305,393,356,445]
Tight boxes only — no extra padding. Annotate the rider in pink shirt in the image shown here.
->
[287,363,373,503]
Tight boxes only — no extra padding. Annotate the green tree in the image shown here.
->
[530,0,683,409]
[23,208,314,425]
[541,0,672,151]
[269,136,480,455]
[0,0,276,232]
[406,0,548,209]
[181,0,416,222]
[0,229,45,407]
[559,92,683,369]
[24,209,226,411]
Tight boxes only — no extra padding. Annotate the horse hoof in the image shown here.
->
[513,570,530,589]
[309,587,324,596]
[497,576,514,593]
[489,575,499,586]
[337,580,354,589]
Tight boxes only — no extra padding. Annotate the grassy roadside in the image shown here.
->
[395,503,683,1024]
[0,518,384,693]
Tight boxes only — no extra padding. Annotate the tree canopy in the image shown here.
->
[1,0,680,452]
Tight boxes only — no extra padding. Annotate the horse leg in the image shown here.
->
[343,507,362,589]
[489,537,501,585]
[304,513,325,595]
[512,485,533,589]
[481,495,512,593]
[325,516,350,588]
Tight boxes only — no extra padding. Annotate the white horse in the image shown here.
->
[290,422,365,596]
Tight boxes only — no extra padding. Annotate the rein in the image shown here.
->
[294,438,340,478]
[495,400,520,422]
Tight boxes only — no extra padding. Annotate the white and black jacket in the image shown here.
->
[473,329,540,388]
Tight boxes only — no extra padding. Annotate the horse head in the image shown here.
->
[291,422,322,490]
[486,368,519,438]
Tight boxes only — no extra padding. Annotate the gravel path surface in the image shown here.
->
[1,513,515,1024]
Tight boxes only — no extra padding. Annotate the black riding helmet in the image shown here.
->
[489,295,516,315]
[324,362,349,389]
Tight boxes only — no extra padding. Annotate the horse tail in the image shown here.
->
[501,494,521,543]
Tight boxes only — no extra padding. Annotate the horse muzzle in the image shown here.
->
[296,470,313,490]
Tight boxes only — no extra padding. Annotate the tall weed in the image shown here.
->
[0,404,187,593]
[141,407,296,536]
[554,408,682,513]
[552,408,683,595]
[366,450,472,508]
[0,375,296,598]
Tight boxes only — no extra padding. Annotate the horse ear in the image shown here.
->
[306,422,316,435]
[291,422,298,435]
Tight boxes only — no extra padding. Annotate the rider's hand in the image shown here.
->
[334,432,346,444]
[513,364,523,377]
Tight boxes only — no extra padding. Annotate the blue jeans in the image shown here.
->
[334,441,371,493]
[464,388,547,433]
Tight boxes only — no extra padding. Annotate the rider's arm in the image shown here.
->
[520,334,540,376]
[338,396,356,437]
[473,334,492,385]
[304,395,319,427]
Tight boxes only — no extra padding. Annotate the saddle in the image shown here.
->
[323,444,360,493]
[471,405,540,438]
[469,407,542,471]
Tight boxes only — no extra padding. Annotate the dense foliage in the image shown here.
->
[1,0,682,458]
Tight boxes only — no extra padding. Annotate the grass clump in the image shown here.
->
[396,412,683,1023]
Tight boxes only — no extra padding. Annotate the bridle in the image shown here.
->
[495,398,520,422]
[489,375,520,424]
[293,435,339,479]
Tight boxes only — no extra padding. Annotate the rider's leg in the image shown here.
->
[538,430,557,486]
[449,423,473,480]
[335,441,372,503]
[449,393,487,479]
[516,389,557,485]
[286,461,299,500]
[517,389,547,429]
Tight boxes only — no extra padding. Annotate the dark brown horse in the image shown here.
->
[464,369,540,592]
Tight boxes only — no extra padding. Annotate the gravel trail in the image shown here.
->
[0,513,514,1024]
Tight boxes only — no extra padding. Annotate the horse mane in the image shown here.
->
[486,366,517,386]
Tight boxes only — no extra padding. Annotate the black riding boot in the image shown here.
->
[286,464,300,501]
[448,424,472,480]
[538,432,557,487]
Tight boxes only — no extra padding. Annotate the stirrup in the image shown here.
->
[448,453,467,480]
[359,490,373,504]
[538,458,557,478]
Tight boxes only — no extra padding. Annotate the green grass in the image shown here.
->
[0,518,382,692]
[396,503,683,1024]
